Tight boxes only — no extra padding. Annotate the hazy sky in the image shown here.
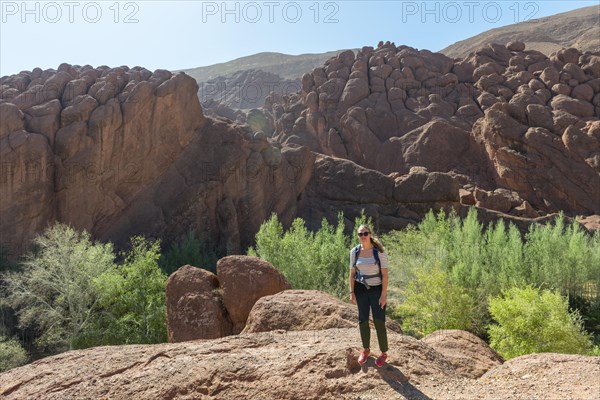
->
[0,0,597,76]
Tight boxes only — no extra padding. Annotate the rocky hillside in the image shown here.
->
[188,6,598,118]
[266,41,600,222]
[1,62,487,256]
[180,51,344,83]
[442,6,600,59]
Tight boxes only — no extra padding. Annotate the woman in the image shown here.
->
[349,224,389,367]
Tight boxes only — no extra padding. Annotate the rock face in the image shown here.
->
[0,65,317,255]
[266,41,600,218]
[1,65,202,253]
[0,62,475,257]
[296,155,461,233]
[166,265,232,342]
[242,289,402,334]
[1,328,598,400]
[216,256,291,334]
[3,38,600,255]
[422,330,504,378]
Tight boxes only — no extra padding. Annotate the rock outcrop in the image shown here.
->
[166,258,290,341]
[1,65,202,253]
[242,289,401,334]
[1,327,598,400]
[422,330,504,378]
[0,62,476,256]
[217,256,291,334]
[0,65,316,255]
[166,265,233,341]
[2,39,600,255]
[266,41,600,218]
[296,155,461,233]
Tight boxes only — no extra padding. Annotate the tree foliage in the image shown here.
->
[488,286,593,359]
[74,237,167,347]
[3,224,114,351]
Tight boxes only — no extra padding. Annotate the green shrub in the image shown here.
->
[2,224,115,352]
[0,336,28,372]
[159,231,219,275]
[387,209,600,339]
[525,214,600,297]
[75,237,167,347]
[488,286,593,359]
[393,263,477,337]
[248,213,351,299]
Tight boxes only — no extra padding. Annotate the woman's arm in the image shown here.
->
[349,249,356,303]
[379,268,388,308]
[349,268,356,304]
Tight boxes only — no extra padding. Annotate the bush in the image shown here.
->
[248,213,351,299]
[0,336,28,372]
[2,224,115,352]
[488,286,593,359]
[385,209,600,339]
[525,215,600,297]
[75,237,167,347]
[392,263,477,337]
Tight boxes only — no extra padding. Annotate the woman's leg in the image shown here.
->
[368,286,389,353]
[354,285,371,349]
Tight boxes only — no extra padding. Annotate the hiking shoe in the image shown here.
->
[375,353,387,368]
[358,348,370,365]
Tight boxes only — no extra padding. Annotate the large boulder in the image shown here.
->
[422,330,503,378]
[217,256,291,334]
[242,289,402,334]
[166,265,232,342]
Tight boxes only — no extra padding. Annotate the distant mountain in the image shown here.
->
[441,6,600,59]
[180,51,347,82]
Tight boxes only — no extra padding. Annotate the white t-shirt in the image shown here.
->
[350,247,388,286]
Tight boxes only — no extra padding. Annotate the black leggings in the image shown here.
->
[354,283,388,352]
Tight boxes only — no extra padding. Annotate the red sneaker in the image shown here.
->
[358,348,370,365]
[375,353,387,368]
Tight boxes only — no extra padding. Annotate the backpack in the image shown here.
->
[352,244,382,288]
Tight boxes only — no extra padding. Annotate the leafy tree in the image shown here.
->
[2,224,114,352]
[0,336,28,372]
[488,286,593,359]
[393,263,477,337]
[75,237,167,347]
[248,213,351,298]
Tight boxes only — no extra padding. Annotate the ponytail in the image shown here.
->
[370,236,385,253]
[357,224,385,253]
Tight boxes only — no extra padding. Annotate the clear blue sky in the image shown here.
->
[0,1,597,76]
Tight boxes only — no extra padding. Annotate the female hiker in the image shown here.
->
[349,224,389,367]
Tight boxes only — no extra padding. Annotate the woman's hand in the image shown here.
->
[351,292,356,305]
[379,294,386,309]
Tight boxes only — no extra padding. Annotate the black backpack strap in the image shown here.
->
[373,247,382,278]
[352,244,361,269]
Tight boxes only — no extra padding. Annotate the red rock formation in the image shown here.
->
[216,255,291,334]
[266,41,600,218]
[166,265,233,342]
[422,329,504,378]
